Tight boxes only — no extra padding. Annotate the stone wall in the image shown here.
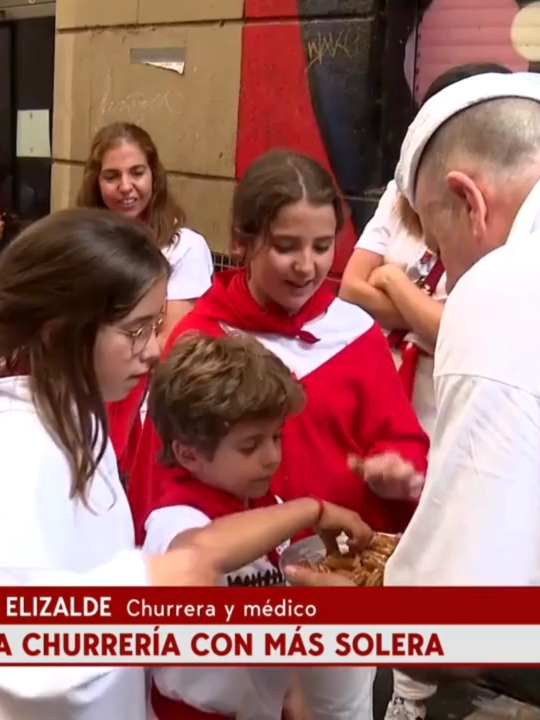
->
[51,0,416,273]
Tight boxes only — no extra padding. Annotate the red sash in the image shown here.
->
[387,255,445,399]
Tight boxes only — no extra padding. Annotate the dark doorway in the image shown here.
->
[0,14,54,244]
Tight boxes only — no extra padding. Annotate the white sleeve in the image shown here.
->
[0,552,148,700]
[146,506,246,715]
[166,230,213,301]
[0,417,149,701]
[144,506,211,554]
[354,181,398,256]
[385,373,540,586]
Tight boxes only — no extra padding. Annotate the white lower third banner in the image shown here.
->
[0,624,534,665]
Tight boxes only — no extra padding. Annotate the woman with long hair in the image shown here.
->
[77,122,214,476]
[77,122,213,337]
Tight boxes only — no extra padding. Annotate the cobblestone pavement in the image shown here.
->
[374,670,540,720]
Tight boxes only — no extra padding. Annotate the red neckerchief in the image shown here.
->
[387,253,445,398]
[190,268,336,344]
[129,268,335,545]
[151,472,282,568]
[107,377,147,472]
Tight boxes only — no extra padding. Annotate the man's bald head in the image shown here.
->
[420,97,540,196]
[412,96,540,291]
[395,74,540,290]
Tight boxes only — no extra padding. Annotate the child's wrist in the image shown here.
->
[309,496,325,525]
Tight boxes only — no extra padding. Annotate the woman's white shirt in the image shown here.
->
[163,228,213,301]
[354,181,447,436]
[355,181,447,340]
[140,228,214,422]
[0,376,148,720]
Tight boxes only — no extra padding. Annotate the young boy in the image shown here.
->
[143,331,371,720]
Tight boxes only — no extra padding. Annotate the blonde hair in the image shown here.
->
[395,192,423,238]
[149,332,305,463]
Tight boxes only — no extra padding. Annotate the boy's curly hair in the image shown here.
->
[149,331,305,464]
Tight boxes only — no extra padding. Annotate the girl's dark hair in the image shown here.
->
[232,149,345,261]
[422,63,511,105]
[0,207,169,502]
[77,122,185,250]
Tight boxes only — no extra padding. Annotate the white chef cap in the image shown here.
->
[395,72,540,209]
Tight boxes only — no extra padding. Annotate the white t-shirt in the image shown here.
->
[163,228,213,301]
[354,180,447,436]
[144,505,289,720]
[144,506,372,720]
[0,376,148,720]
[385,177,540,587]
[140,228,214,421]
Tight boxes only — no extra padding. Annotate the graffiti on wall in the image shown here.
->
[235,0,540,273]
[236,0,397,275]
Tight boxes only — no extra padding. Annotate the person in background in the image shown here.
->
[77,122,213,335]
[77,122,214,477]
[126,148,430,720]
[286,71,540,689]
[340,63,510,438]
[144,331,372,720]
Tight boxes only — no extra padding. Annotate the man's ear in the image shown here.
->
[446,171,487,241]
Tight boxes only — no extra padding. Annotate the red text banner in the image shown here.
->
[0,587,538,624]
[0,589,536,665]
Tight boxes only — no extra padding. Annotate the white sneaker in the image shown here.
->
[384,694,427,720]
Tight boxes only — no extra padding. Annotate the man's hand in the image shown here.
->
[349,453,424,500]
[285,564,356,588]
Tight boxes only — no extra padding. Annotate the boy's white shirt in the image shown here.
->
[144,504,289,718]
[144,504,375,720]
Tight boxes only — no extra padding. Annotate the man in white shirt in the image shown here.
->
[286,72,540,683]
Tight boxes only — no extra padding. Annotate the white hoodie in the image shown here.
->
[0,376,147,720]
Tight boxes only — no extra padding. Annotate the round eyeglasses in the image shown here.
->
[117,313,164,356]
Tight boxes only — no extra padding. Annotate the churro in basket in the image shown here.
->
[298,532,400,587]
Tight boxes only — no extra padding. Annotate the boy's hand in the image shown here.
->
[349,453,424,500]
[315,501,373,555]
